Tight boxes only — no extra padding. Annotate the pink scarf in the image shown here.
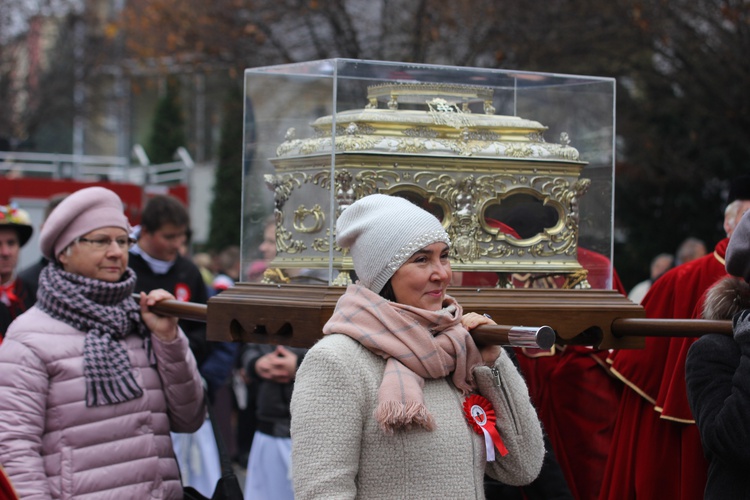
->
[323,284,483,433]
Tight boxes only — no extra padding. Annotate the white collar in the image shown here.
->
[131,244,175,275]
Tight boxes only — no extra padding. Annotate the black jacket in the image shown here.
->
[17,257,49,302]
[242,343,307,437]
[686,310,750,500]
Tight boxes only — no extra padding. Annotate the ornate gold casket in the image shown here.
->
[208,59,644,349]
[267,81,591,287]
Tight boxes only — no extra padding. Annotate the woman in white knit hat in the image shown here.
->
[0,186,206,499]
[290,193,545,499]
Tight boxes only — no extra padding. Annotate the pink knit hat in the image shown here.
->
[39,187,131,261]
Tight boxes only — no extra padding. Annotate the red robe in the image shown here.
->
[463,248,626,500]
[514,251,625,500]
[515,345,622,500]
[600,239,728,500]
[0,464,18,499]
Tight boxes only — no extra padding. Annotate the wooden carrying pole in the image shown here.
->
[611,318,732,337]
[142,294,733,349]
[140,296,208,323]
[142,296,557,349]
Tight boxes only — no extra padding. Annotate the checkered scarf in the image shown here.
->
[323,284,483,433]
[37,264,152,407]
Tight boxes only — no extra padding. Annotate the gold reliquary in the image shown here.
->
[255,72,610,289]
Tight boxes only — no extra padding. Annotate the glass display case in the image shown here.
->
[241,59,616,290]
[207,59,644,351]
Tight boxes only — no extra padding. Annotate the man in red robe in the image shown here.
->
[510,248,626,500]
[462,219,626,499]
[600,175,750,500]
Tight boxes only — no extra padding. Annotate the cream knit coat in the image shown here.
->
[290,334,545,499]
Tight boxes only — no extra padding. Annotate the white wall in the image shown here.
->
[187,161,216,247]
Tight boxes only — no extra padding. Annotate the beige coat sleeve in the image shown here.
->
[290,339,364,499]
[474,349,545,486]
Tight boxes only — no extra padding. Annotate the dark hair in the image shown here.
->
[379,279,397,302]
[353,269,397,302]
[140,195,190,233]
[45,193,69,220]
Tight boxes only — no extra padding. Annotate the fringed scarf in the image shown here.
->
[37,264,152,407]
[323,284,483,433]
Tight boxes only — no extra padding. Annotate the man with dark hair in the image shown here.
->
[601,174,750,500]
[129,194,236,497]
[131,195,200,300]
[130,194,237,387]
[139,194,191,237]
[0,206,34,340]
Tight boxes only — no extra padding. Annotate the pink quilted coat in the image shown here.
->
[0,306,206,499]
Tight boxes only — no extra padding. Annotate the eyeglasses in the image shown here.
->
[76,236,136,251]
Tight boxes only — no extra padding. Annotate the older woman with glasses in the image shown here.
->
[0,187,205,499]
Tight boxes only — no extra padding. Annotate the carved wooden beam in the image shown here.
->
[140,292,555,349]
[140,285,733,350]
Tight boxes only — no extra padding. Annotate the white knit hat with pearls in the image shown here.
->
[336,194,450,293]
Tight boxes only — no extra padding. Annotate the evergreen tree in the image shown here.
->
[146,77,185,164]
[207,84,244,252]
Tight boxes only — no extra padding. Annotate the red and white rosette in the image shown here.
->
[463,394,508,461]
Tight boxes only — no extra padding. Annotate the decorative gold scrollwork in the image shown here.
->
[265,172,307,213]
[293,204,325,234]
[563,269,591,289]
[335,134,378,152]
[402,127,439,139]
[275,223,307,254]
[396,138,429,154]
[312,237,329,253]
[355,170,402,198]
[261,268,292,284]
[312,229,345,253]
